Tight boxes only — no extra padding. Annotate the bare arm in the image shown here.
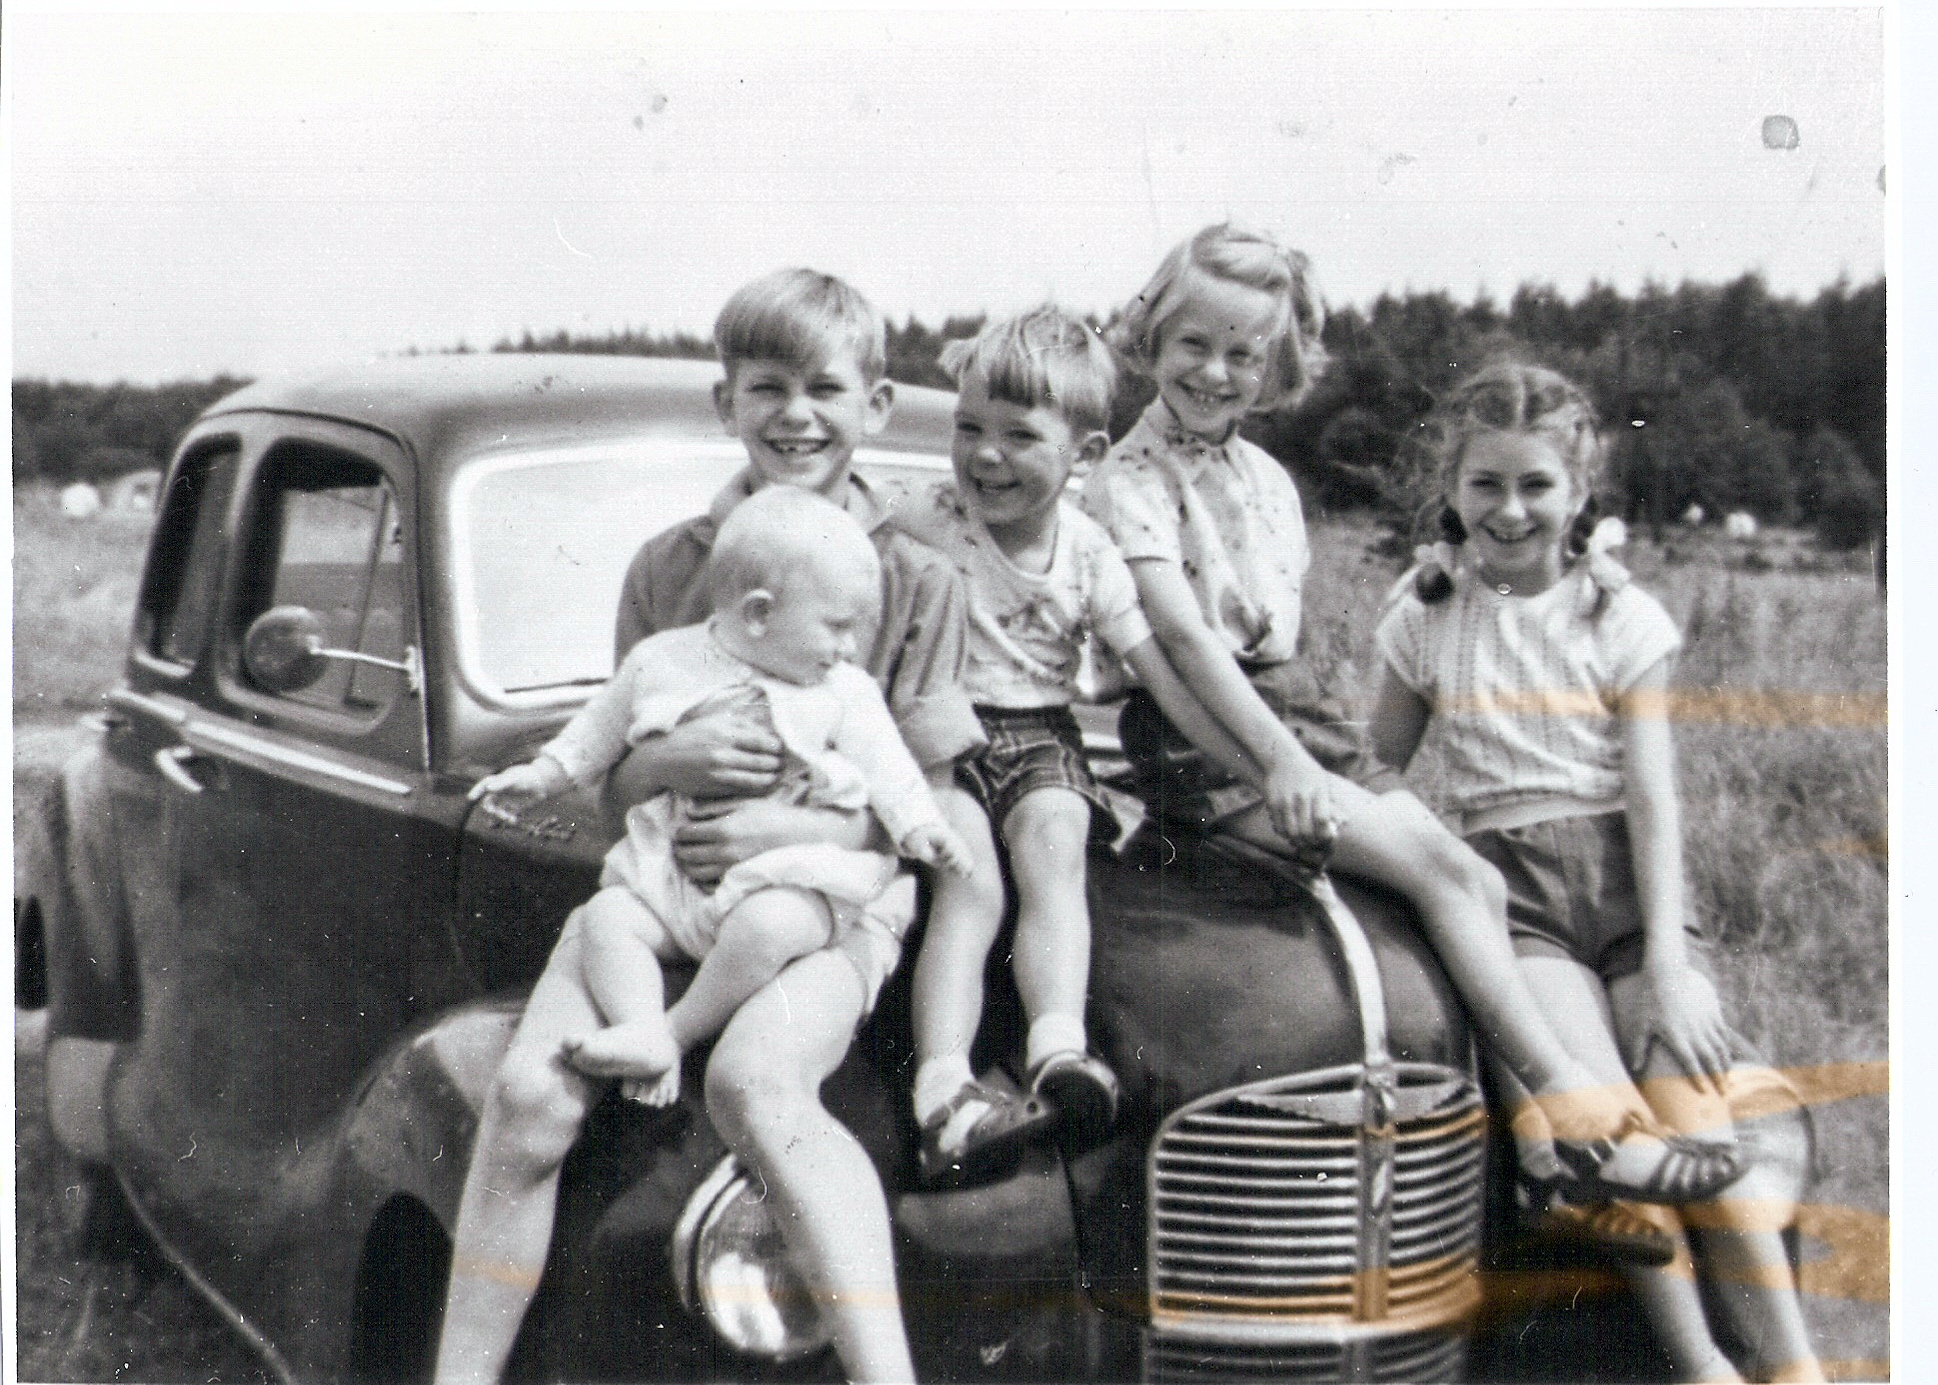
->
[1126,557,1334,842]
[1368,664,1432,773]
[1119,636,1259,786]
[1620,656,1729,1084]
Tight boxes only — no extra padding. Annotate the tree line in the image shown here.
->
[14,273,1883,548]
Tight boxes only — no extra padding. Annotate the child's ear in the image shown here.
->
[1077,430,1111,466]
[713,376,736,430]
[862,379,895,437]
[736,588,775,634]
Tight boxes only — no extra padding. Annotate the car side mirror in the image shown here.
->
[243,605,422,696]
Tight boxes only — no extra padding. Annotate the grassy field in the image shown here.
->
[12,484,1889,1380]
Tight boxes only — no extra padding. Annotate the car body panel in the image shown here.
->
[24,354,1498,1384]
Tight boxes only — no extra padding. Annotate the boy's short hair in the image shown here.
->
[937,305,1116,435]
[708,486,882,610]
[714,268,887,383]
[1107,222,1328,411]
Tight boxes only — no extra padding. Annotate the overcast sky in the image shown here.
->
[9,4,1887,385]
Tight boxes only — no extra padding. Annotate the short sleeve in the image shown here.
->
[1601,587,1683,692]
[1083,524,1154,657]
[1374,595,1431,699]
[1083,459,1183,566]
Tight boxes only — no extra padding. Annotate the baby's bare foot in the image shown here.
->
[562,1020,679,1085]
[622,1068,682,1107]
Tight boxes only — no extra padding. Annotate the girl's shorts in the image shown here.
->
[956,704,1115,840]
[1464,809,1704,982]
[1118,658,1401,831]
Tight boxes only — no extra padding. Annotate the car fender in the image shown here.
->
[22,741,142,1046]
[341,998,522,1231]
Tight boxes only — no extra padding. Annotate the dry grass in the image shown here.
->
[13,487,151,726]
[12,493,1888,1379]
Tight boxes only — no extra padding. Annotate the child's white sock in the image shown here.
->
[913,1053,975,1127]
[1025,1013,1088,1073]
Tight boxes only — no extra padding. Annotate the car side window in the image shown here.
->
[238,443,409,720]
[137,441,241,668]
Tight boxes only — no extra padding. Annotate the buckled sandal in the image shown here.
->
[1550,1112,1744,1206]
[1027,1051,1121,1152]
[1531,1198,1677,1268]
[917,1080,1056,1190]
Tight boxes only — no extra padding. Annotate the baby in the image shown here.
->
[471,485,969,1105]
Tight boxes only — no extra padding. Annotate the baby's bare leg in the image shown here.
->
[571,886,833,1105]
[565,886,684,1104]
[665,887,834,1056]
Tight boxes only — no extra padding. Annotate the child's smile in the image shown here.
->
[1151,274,1282,441]
[951,371,1101,554]
[714,355,891,495]
[1453,431,1582,594]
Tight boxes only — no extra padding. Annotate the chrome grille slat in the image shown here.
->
[1391,1194,1486,1239]
[1157,1228,1361,1251]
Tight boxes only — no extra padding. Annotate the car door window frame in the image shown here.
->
[132,436,245,680]
[211,420,429,770]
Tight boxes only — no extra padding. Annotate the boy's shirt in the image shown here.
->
[893,480,1151,710]
[615,468,983,771]
[1082,398,1310,667]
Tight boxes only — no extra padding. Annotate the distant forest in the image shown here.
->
[13,273,1885,548]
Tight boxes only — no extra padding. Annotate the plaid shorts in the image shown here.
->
[955,704,1114,839]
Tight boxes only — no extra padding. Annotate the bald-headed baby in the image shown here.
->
[471,485,968,1105]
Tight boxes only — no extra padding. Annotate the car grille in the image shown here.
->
[1144,1324,1466,1383]
[1144,1063,1484,1383]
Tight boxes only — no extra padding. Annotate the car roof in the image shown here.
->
[201,353,956,471]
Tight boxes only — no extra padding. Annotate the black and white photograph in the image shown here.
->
[11,5,1901,1383]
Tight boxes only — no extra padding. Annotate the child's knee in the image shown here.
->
[487,1050,589,1167]
[703,1044,793,1142]
[1004,789,1092,852]
[1420,825,1504,912]
[581,887,644,945]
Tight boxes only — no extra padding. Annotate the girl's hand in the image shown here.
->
[1628,963,1733,1094]
[901,822,973,878]
[1262,758,1339,848]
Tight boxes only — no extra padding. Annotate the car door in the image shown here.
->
[107,417,474,1302]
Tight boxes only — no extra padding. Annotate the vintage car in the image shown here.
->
[19,353,1640,1383]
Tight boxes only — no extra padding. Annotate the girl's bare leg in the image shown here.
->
[1222,790,1688,1186]
[1610,973,1826,1383]
[1519,956,1740,1382]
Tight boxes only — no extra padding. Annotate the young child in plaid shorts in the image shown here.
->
[896,306,1257,1186]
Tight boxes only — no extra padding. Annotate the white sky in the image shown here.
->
[7,4,1885,385]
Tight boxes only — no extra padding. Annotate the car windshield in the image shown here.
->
[450,440,946,701]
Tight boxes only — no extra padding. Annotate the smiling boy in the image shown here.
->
[435,268,980,1385]
[893,306,1255,1185]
